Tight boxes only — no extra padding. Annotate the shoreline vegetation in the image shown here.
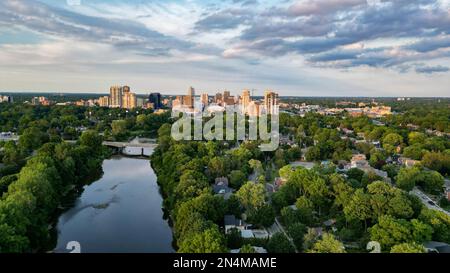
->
[0,131,108,252]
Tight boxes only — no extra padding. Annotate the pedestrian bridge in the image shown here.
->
[102,141,157,148]
[103,140,157,157]
[65,138,157,156]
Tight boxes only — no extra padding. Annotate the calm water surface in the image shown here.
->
[54,155,173,253]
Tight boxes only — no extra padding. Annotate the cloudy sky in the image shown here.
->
[0,0,449,97]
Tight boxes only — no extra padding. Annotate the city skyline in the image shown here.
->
[0,0,450,97]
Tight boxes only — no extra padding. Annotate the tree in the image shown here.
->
[208,156,227,178]
[247,204,275,228]
[240,244,256,253]
[421,152,450,176]
[346,168,365,183]
[344,189,372,229]
[305,146,321,161]
[396,167,420,192]
[419,209,450,243]
[235,182,266,211]
[410,219,433,243]
[79,130,103,155]
[390,242,426,253]
[366,181,413,219]
[369,149,387,169]
[415,170,444,195]
[229,170,246,189]
[226,228,243,249]
[369,215,412,249]
[111,120,128,140]
[249,159,264,177]
[408,132,426,146]
[178,226,227,253]
[175,170,209,201]
[278,165,293,181]
[18,127,49,153]
[286,222,307,251]
[267,233,295,253]
[330,174,354,208]
[175,193,226,227]
[403,144,425,160]
[295,196,314,225]
[382,133,403,154]
[308,233,346,253]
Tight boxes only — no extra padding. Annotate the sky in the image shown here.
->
[0,0,449,97]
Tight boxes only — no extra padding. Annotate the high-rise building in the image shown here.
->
[137,97,145,108]
[149,93,162,109]
[248,101,261,117]
[223,91,231,99]
[201,93,209,107]
[172,96,181,108]
[183,86,195,109]
[98,96,110,107]
[188,86,195,97]
[110,86,123,108]
[264,90,279,115]
[122,87,137,109]
[241,89,251,114]
[215,93,223,104]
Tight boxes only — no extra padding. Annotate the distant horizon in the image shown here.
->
[1,90,449,99]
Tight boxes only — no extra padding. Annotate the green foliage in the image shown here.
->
[408,132,426,146]
[267,233,295,253]
[308,233,346,253]
[286,222,307,251]
[396,167,420,192]
[229,170,246,190]
[178,226,227,253]
[415,170,444,195]
[421,152,450,176]
[390,242,426,253]
[369,215,432,250]
[240,244,256,253]
[235,182,266,211]
[247,204,275,228]
[226,228,243,249]
[0,129,106,253]
[418,209,450,243]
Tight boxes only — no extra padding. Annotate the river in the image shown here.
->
[53,155,174,253]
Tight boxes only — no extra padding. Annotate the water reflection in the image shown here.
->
[54,156,174,253]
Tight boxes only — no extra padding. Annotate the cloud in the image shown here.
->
[200,0,450,74]
[287,0,367,16]
[0,0,195,56]
[406,35,450,53]
[415,65,450,74]
[194,8,253,31]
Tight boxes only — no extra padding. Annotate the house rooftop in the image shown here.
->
[224,215,240,226]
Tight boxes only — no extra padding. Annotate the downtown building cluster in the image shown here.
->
[172,87,279,116]
[97,85,163,110]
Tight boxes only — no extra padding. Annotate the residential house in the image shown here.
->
[424,241,450,253]
[213,177,233,199]
[224,215,249,234]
